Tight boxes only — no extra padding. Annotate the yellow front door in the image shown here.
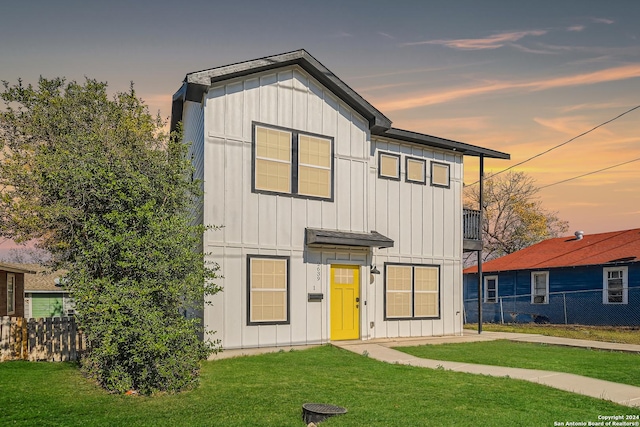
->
[330,264,360,340]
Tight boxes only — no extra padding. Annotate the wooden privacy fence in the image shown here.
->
[0,316,85,362]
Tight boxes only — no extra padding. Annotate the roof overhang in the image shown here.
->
[171,50,510,160]
[306,228,394,248]
[0,263,37,274]
[180,49,392,134]
[375,128,510,160]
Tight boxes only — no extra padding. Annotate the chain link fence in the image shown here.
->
[464,286,640,326]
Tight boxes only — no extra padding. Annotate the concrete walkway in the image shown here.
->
[333,330,640,408]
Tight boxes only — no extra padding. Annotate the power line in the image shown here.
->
[468,104,640,186]
[539,156,640,189]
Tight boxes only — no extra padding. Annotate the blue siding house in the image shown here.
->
[463,229,640,326]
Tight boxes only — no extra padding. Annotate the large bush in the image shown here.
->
[0,78,220,394]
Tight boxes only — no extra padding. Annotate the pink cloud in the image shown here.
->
[402,30,547,50]
[567,25,585,32]
[375,64,640,111]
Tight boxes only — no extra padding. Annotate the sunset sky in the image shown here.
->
[1,0,639,255]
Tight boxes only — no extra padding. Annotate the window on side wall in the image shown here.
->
[405,157,426,184]
[603,267,628,304]
[484,276,498,303]
[247,256,289,325]
[7,273,16,315]
[378,152,401,181]
[253,124,333,200]
[531,271,549,304]
[430,161,450,188]
[385,264,440,319]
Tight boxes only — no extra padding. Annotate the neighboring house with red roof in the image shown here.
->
[463,228,640,326]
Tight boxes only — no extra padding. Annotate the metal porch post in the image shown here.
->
[477,154,484,334]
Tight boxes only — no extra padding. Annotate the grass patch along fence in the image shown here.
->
[0,316,84,362]
[396,339,640,388]
[464,323,640,345]
[0,345,635,426]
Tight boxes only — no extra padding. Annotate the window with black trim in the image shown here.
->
[431,161,450,188]
[405,157,426,184]
[253,123,334,200]
[247,255,290,325]
[378,152,401,181]
[385,263,440,319]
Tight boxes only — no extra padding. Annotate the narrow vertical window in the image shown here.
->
[484,276,498,303]
[414,266,439,317]
[298,134,332,198]
[406,157,426,184]
[531,271,549,304]
[7,273,16,315]
[603,267,628,304]
[379,152,401,180]
[431,161,450,188]
[254,126,292,193]
[385,265,412,318]
[248,256,290,324]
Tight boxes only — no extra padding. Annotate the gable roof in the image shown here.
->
[464,228,640,274]
[172,49,510,160]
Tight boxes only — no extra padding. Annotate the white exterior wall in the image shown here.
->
[184,65,465,349]
[368,137,464,338]
[199,67,372,349]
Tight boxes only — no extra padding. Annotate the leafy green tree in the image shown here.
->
[0,77,220,394]
[465,171,569,262]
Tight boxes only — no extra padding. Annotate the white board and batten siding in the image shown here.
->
[184,64,467,349]
[199,66,372,349]
[368,137,464,338]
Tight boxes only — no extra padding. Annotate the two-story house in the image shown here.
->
[171,50,509,350]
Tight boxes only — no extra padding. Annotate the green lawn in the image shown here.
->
[0,345,635,426]
[397,340,640,387]
[464,323,640,345]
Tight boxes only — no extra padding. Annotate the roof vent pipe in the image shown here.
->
[575,231,584,240]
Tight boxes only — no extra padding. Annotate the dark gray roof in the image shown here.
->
[376,128,510,159]
[172,49,510,160]
[306,228,394,248]
[176,49,391,134]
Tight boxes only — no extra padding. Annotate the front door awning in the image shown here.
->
[305,228,394,248]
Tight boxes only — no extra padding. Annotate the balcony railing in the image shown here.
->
[463,209,481,251]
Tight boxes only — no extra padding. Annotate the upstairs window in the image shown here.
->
[255,127,292,194]
[431,161,450,188]
[603,267,628,304]
[531,271,549,304]
[405,157,426,184]
[378,152,401,180]
[253,124,333,200]
[298,134,332,198]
